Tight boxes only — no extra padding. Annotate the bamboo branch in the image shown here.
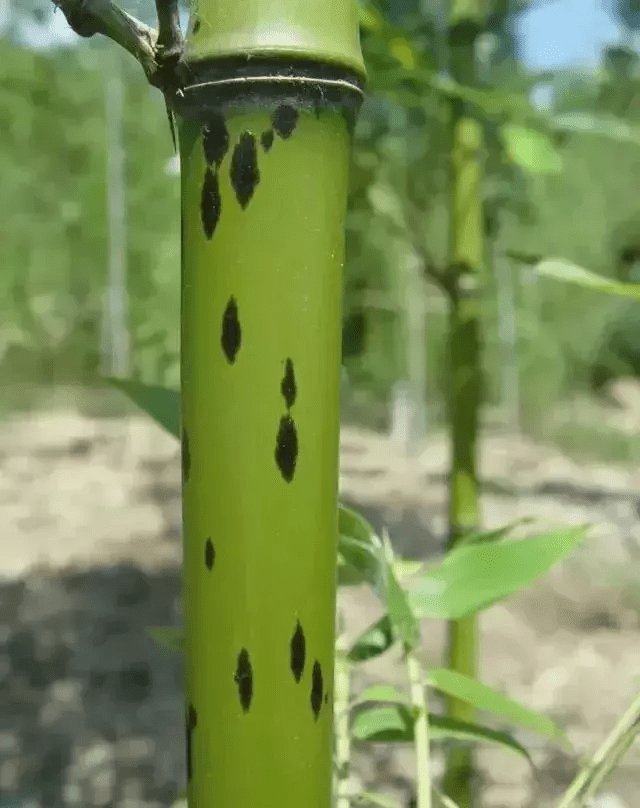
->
[51,0,184,95]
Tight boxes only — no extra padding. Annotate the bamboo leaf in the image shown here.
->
[428,716,533,764]
[351,685,412,708]
[386,558,420,653]
[454,518,536,548]
[351,705,415,741]
[348,615,396,662]
[533,259,640,300]
[339,505,378,545]
[425,668,570,748]
[407,527,588,619]
[102,377,180,438]
[502,124,563,175]
[353,793,403,808]
[351,707,533,762]
[553,112,640,148]
[144,626,184,654]
[338,535,385,589]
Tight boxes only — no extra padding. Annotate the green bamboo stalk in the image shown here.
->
[172,5,366,808]
[441,2,485,807]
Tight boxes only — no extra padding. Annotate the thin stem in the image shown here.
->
[555,691,640,808]
[408,653,432,808]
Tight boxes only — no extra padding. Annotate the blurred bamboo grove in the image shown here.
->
[4,0,640,459]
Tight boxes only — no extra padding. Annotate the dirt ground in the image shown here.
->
[1,395,640,808]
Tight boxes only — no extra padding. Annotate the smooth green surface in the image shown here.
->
[185,0,366,79]
[179,105,351,808]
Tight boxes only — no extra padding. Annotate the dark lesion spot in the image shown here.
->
[201,167,221,239]
[311,661,323,720]
[273,104,299,139]
[281,358,296,409]
[205,538,215,570]
[261,130,274,152]
[324,693,329,704]
[221,296,241,363]
[275,415,298,483]
[230,132,260,209]
[290,620,306,683]
[186,703,197,781]
[182,429,191,483]
[234,648,253,712]
[203,114,229,168]
[192,17,201,33]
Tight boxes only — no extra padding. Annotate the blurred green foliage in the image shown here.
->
[3,0,640,443]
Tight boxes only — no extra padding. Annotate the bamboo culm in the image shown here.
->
[177,58,363,808]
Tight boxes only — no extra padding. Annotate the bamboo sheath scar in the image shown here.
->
[171,5,365,807]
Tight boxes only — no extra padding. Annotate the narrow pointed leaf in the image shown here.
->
[144,625,184,654]
[386,563,420,653]
[428,715,533,764]
[348,615,396,662]
[103,378,180,438]
[533,259,640,300]
[353,793,404,808]
[426,668,570,748]
[351,705,415,741]
[338,535,385,589]
[407,527,588,619]
[553,112,640,148]
[502,124,563,175]
[455,518,535,548]
[351,706,533,762]
[351,685,412,708]
[339,505,378,545]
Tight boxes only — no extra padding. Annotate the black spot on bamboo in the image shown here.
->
[182,430,190,483]
[230,132,260,209]
[201,167,221,239]
[290,620,306,683]
[275,415,298,482]
[273,104,299,139]
[281,359,296,409]
[234,649,253,712]
[186,703,197,782]
[261,129,274,152]
[324,693,329,704]
[314,105,323,119]
[203,114,229,168]
[205,538,215,570]
[192,17,200,33]
[311,661,323,720]
[221,296,241,363]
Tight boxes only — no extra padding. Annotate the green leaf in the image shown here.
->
[501,124,563,175]
[407,526,588,620]
[351,704,415,741]
[425,668,570,748]
[351,685,412,708]
[103,378,180,438]
[454,518,535,548]
[144,626,184,654]
[338,535,384,590]
[428,715,533,765]
[386,559,420,653]
[348,615,396,662]
[533,259,640,300]
[339,505,378,545]
[351,706,533,763]
[353,793,403,808]
[553,112,640,148]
